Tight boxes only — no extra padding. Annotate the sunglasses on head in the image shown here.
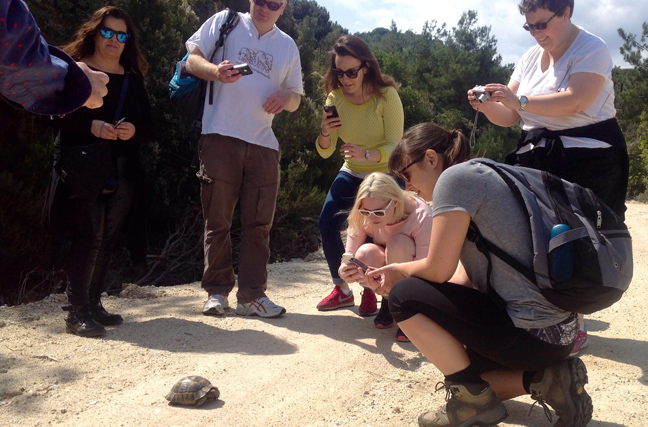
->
[253,0,284,12]
[523,13,556,31]
[100,26,130,43]
[332,63,366,79]
[359,199,393,217]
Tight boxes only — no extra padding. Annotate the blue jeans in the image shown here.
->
[319,171,364,284]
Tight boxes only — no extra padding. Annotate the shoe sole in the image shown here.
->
[358,309,379,317]
[555,358,592,427]
[316,301,354,311]
[65,325,106,338]
[236,307,286,318]
[374,320,395,329]
[418,404,508,427]
[202,308,227,316]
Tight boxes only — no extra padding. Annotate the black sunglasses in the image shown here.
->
[100,26,130,43]
[332,63,366,79]
[523,13,556,31]
[399,152,426,178]
[253,0,284,12]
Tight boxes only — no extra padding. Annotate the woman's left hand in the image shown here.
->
[482,84,521,111]
[340,143,367,161]
[115,122,136,141]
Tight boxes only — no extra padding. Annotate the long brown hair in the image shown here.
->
[388,123,471,180]
[61,6,148,77]
[322,35,399,99]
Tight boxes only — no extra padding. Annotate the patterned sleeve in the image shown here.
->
[0,0,91,114]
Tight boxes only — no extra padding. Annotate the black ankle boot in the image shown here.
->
[88,301,123,326]
[63,306,106,337]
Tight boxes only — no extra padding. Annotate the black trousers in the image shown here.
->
[388,278,574,374]
[66,158,135,307]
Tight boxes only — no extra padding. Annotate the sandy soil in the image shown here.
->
[1,201,647,427]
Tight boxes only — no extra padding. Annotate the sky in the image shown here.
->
[314,0,646,69]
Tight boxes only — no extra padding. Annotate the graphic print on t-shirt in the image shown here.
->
[238,47,273,79]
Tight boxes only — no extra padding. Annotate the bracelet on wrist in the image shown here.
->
[320,129,330,138]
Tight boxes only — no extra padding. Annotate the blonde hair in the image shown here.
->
[348,173,407,234]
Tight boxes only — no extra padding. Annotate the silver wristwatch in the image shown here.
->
[518,95,528,112]
[365,150,371,160]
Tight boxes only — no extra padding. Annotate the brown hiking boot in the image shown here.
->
[418,382,508,427]
[530,357,593,427]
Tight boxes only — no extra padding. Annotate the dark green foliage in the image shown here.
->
[2,3,646,305]
[616,23,648,199]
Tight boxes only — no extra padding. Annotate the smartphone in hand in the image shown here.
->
[232,63,253,76]
[342,253,369,272]
[114,117,126,127]
[324,105,339,118]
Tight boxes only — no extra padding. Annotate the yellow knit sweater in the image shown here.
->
[316,86,404,173]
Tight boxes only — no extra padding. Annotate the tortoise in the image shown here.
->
[165,376,220,407]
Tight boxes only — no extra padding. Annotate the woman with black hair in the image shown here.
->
[47,6,153,337]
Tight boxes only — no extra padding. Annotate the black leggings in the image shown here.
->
[66,158,135,307]
[388,278,573,374]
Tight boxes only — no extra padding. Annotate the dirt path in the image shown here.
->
[1,201,647,427]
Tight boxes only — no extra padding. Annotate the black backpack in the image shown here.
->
[169,9,239,124]
[467,158,633,314]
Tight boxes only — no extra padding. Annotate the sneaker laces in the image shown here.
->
[435,381,454,402]
[529,390,553,422]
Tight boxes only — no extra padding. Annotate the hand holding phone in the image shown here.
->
[324,105,339,118]
[114,117,126,128]
[341,253,369,272]
[232,63,253,76]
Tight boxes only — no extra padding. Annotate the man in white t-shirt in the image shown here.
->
[185,0,303,318]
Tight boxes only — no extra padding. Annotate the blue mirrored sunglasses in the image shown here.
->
[100,26,130,43]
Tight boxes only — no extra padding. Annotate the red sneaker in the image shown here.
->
[358,289,378,316]
[396,328,410,342]
[316,286,354,311]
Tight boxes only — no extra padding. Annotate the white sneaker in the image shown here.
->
[202,294,229,315]
[236,296,286,318]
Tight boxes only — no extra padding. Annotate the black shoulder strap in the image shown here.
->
[207,9,240,105]
[113,73,130,123]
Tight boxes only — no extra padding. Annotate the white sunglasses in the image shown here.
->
[359,199,393,217]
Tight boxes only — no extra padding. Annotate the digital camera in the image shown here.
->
[472,86,492,103]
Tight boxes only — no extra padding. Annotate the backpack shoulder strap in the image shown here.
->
[468,159,538,285]
[207,9,240,104]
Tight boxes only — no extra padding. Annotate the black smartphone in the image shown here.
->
[324,105,339,118]
[232,63,253,76]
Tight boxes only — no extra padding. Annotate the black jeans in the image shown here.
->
[388,278,574,374]
[66,158,135,307]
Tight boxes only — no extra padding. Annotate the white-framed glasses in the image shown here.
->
[359,199,393,217]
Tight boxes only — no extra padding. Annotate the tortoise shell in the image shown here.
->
[165,376,220,407]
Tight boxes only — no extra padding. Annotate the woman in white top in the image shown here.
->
[467,0,628,357]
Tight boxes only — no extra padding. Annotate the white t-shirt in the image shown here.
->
[186,11,303,150]
[512,28,616,149]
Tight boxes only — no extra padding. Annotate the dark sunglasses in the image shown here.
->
[100,26,130,43]
[523,13,556,31]
[359,199,393,217]
[332,63,366,79]
[253,0,284,12]
[399,152,426,178]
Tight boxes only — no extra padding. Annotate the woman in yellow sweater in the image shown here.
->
[315,35,404,318]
